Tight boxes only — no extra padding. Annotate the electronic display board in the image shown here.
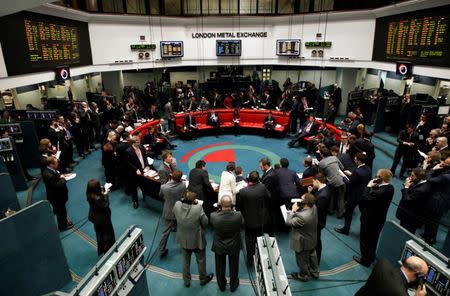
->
[216,40,241,56]
[276,39,301,56]
[372,5,450,67]
[0,11,92,76]
[160,41,183,58]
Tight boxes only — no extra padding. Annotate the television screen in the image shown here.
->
[372,5,450,67]
[160,41,183,58]
[0,11,92,76]
[216,40,241,56]
[276,39,301,56]
[438,105,450,115]
[414,93,429,103]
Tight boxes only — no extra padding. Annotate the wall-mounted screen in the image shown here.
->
[0,11,92,76]
[216,40,241,56]
[372,5,450,67]
[160,41,183,58]
[276,39,301,56]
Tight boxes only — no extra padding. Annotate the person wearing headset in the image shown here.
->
[355,255,428,296]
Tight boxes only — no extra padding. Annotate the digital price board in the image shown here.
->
[305,41,332,47]
[0,11,92,76]
[160,41,183,58]
[276,39,301,56]
[216,40,241,56]
[130,44,156,50]
[372,5,450,67]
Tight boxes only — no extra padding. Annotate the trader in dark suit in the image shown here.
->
[207,110,221,136]
[286,193,319,281]
[210,196,244,292]
[42,156,73,231]
[348,133,376,170]
[188,160,214,202]
[335,152,372,235]
[355,256,428,296]
[125,135,150,208]
[354,169,395,267]
[275,158,302,208]
[310,173,331,264]
[263,111,276,137]
[259,157,279,234]
[158,170,186,258]
[87,179,115,256]
[302,157,318,179]
[236,171,271,267]
[396,168,431,235]
[390,124,420,179]
[172,191,214,287]
[288,116,319,148]
[331,146,356,173]
[158,150,174,184]
[184,110,198,139]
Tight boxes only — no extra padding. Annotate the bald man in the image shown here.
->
[210,196,243,292]
[355,256,428,296]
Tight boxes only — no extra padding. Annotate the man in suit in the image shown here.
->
[156,119,176,149]
[309,173,331,264]
[348,133,376,170]
[390,124,420,179]
[415,114,431,151]
[261,90,273,109]
[210,195,244,292]
[236,171,271,266]
[331,146,356,173]
[259,157,278,235]
[263,111,275,137]
[199,96,210,111]
[184,110,198,139]
[173,191,214,287]
[302,157,318,179]
[286,193,319,281]
[288,116,319,148]
[207,110,221,136]
[188,160,214,202]
[318,147,346,218]
[158,150,174,185]
[347,112,360,135]
[42,156,73,231]
[335,152,372,235]
[125,135,150,208]
[289,96,300,133]
[355,256,428,296]
[275,158,301,208]
[158,170,186,258]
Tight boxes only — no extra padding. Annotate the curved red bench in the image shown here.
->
[130,119,160,138]
[174,109,290,135]
[303,119,343,142]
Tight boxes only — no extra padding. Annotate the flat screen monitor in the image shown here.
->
[216,40,241,56]
[276,39,301,56]
[160,41,183,58]
[438,105,450,115]
[0,138,13,152]
[414,93,429,103]
[0,11,92,76]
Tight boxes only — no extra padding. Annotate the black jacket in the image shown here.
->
[210,210,243,255]
[355,258,408,296]
[188,168,214,201]
[360,184,395,228]
[42,167,68,206]
[315,185,331,229]
[261,167,279,207]
[125,145,149,175]
[396,181,431,226]
[88,194,111,226]
[236,183,271,229]
[276,167,301,199]
[302,165,318,179]
[337,153,356,173]
[345,165,372,203]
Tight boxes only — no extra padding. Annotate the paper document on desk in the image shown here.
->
[280,205,288,222]
[147,157,154,165]
[144,170,158,178]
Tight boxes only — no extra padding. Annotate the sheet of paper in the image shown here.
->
[339,169,350,180]
[104,183,113,191]
[63,173,76,181]
[197,199,204,206]
[184,181,189,188]
[291,198,302,203]
[280,205,288,222]
[55,151,61,160]
[182,174,187,180]
[418,150,427,159]
[297,173,303,179]
[236,181,248,192]
[144,170,158,178]
[275,124,281,128]
[211,183,219,191]
[147,157,154,165]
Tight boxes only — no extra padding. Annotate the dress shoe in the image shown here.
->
[230,279,239,292]
[184,281,190,287]
[334,227,349,235]
[133,201,139,209]
[219,285,226,292]
[200,273,214,286]
[336,214,344,219]
[159,249,168,258]
[291,272,310,282]
[353,256,371,267]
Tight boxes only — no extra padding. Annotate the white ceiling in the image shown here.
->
[0,0,53,17]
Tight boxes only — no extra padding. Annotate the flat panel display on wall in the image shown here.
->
[0,11,92,76]
[160,41,183,58]
[216,40,241,56]
[276,39,301,56]
[372,5,450,67]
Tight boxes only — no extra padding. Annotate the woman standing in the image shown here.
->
[354,169,394,267]
[87,179,116,256]
[218,162,237,204]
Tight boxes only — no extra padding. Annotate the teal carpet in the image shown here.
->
[26,133,446,295]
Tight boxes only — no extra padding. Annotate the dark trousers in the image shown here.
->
[94,222,116,256]
[181,248,207,284]
[104,164,116,184]
[158,219,176,253]
[215,252,240,290]
[245,227,264,264]
[129,175,146,203]
[329,185,346,217]
[423,211,442,243]
[52,202,68,231]
[360,212,383,263]
[234,122,240,135]
[390,148,416,177]
[290,116,298,133]
[289,132,309,147]
[343,198,359,231]
[316,228,323,264]
[400,219,420,235]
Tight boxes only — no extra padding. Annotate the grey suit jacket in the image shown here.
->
[173,201,208,250]
[210,210,243,255]
[286,206,318,252]
[158,162,172,184]
[159,180,187,220]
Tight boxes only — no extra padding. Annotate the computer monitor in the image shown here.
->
[438,105,450,115]
[414,93,429,103]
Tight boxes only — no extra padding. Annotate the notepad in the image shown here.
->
[63,173,76,181]
[280,205,288,222]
